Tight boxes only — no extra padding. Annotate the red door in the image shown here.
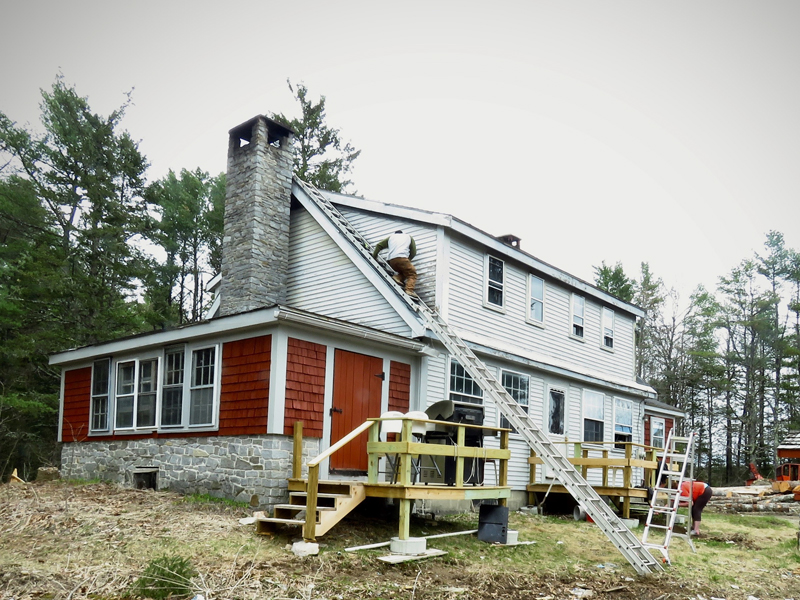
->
[329,349,384,473]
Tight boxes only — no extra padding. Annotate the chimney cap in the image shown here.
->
[497,234,521,249]
[229,114,295,144]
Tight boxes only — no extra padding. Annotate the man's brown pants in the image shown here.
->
[389,257,417,293]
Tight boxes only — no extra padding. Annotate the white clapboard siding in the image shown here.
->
[446,237,637,381]
[339,207,438,304]
[286,210,412,336]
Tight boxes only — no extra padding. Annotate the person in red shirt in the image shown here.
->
[679,480,712,535]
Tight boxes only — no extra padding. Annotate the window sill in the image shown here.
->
[525,319,545,329]
[600,344,615,353]
[569,334,585,343]
[482,301,506,315]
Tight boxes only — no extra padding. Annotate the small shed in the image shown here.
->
[777,431,800,481]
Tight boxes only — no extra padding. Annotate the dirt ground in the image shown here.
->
[1,480,798,600]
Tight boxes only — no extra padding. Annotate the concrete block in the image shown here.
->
[390,537,427,556]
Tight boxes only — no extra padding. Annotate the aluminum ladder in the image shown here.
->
[641,430,697,564]
[295,178,663,575]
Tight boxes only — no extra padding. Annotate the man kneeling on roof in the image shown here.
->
[372,230,418,298]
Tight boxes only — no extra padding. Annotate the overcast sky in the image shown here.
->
[2,1,798,303]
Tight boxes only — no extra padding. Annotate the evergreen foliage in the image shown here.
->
[271,79,361,193]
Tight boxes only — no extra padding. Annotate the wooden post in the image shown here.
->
[529,448,537,506]
[623,443,633,489]
[293,421,303,480]
[303,464,319,542]
[367,421,380,484]
[602,449,609,486]
[581,448,589,479]
[499,430,509,507]
[398,419,413,485]
[455,424,466,487]
[399,499,411,540]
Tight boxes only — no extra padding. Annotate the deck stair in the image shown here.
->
[256,481,366,536]
[295,178,663,575]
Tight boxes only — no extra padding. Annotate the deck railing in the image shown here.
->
[292,416,512,540]
[528,440,659,489]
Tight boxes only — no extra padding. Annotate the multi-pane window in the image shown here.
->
[137,359,158,428]
[500,370,529,432]
[115,359,159,429]
[161,347,185,427]
[614,398,633,449]
[528,275,544,324]
[548,389,565,435]
[651,417,666,449]
[449,358,483,405]
[91,359,110,431]
[115,361,136,428]
[190,347,216,425]
[583,390,604,442]
[486,256,504,308]
[571,294,585,338]
[90,344,218,434]
[602,307,615,349]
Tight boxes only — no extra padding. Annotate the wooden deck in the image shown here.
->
[290,417,512,541]
[527,441,659,518]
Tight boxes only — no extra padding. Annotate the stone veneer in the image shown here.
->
[60,435,320,509]
[219,115,295,316]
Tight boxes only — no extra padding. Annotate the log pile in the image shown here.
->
[706,481,800,514]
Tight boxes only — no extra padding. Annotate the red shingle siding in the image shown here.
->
[62,367,92,442]
[389,361,411,413]
[284,338,326,438]
[219,335,271,435]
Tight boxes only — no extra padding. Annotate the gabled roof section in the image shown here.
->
[291,180,427,338]
[323,190,645,318]
[778,431,800,450]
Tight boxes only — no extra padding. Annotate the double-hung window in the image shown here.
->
[527,274,544,325]
[571,294,585,338]
[115,358,159,430]
[190,347,216,425]
[651,417,666,449]
[583,390,605,442]
[548,388,566,435]
[602,307,615,349]
[500,370,529,432]
[614,398,633,449]
[89,343,219,433]
[161,347,185,427]
[485,256,505,309]
[91,359,111,432]
[449,358,483,405]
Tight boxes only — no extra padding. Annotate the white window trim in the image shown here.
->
[570,293,585,341]
[601,307,615,352]
[650,416,666,449]
[546,386,567,437]
[483,254,506,313]
[112,355,162,433]
[97,342,221,435]
[526,274,545,327]
[613,397,633,448]
[447,357,484,406]
[582,389,605,444]
[498,368,530,434]
[90,358,111,433]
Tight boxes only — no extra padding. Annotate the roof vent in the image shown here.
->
[497,234,521,249]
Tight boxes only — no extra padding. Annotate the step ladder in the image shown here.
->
[295,178,663,575]
[641,430,697,564]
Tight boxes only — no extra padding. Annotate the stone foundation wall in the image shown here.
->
[60,435,320,509]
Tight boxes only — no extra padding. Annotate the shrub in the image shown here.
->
[132,555,197,599]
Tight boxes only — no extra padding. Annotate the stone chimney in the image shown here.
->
[219,115,294,316]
